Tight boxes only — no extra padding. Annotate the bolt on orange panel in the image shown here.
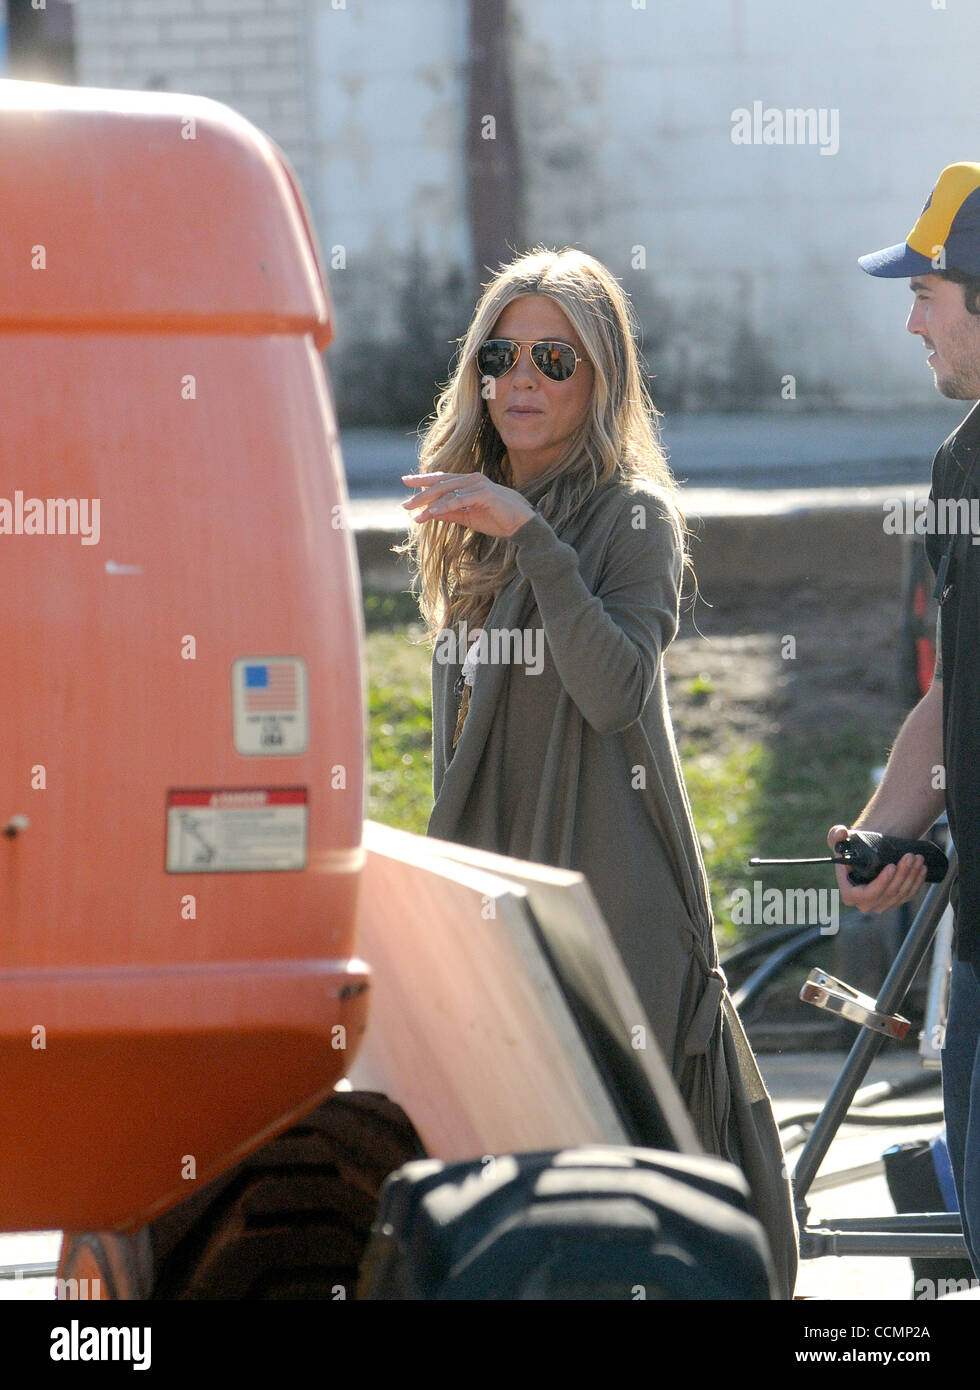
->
[0,81,368,1232]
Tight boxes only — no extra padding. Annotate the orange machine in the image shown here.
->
[0,80,368,1233]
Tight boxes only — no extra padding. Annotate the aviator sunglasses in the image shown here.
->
[476,338,584,383]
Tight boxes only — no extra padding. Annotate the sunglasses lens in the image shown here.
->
[530,341,578,381]
[477,340,518,378]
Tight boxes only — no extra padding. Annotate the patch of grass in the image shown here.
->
[681,725,889,951]
[684,672,715,701]
[364,615,434,834]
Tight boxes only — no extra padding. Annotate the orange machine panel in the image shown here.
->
[0,81,368,1231]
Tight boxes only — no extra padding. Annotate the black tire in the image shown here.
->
[359,1147,776,1300]
[59,1091,425,1300]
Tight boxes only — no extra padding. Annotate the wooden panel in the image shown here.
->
[390,825,702,1156]
[349,822,628,1158]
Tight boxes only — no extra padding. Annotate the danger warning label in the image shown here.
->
[166,788,308,872]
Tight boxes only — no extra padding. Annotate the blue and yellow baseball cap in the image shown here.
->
[859,163,980,277]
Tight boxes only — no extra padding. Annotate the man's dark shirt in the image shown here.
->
[925,400,980,962]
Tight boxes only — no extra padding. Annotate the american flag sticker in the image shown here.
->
[244,662,298,712]
[232,656,308,756]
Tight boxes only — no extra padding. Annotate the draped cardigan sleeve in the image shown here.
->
[506,502,681,734]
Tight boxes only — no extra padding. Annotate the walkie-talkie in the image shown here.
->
[750,832,948,887]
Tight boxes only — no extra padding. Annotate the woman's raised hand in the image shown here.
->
[401,472,536,539]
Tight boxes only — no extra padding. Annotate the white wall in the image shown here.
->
[72,0,980,417]
[511,0,980,409]
[306,0,473,421]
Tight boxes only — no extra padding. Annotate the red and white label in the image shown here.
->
[166,787,308,872]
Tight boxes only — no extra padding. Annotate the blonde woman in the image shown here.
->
[400,247,795,1294]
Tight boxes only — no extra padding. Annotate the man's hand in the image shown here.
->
[826,822,928,914]
[825,680,944,914]
[401,472,535,539]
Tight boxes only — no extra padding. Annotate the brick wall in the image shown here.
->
[73,0,312,195]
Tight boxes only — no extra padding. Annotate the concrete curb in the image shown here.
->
[351,486,927,594]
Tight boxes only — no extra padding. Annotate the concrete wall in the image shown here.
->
[72,0,980,421]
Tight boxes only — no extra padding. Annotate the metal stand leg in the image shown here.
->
[792,853,968,1259]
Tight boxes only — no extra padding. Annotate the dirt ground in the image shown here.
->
[663,581,915,746]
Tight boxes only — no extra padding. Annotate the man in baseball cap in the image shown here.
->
[828,162,980,1281]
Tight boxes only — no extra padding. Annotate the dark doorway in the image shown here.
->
[5,0,75,84]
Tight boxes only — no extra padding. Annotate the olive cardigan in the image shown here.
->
[427,475,797,1297]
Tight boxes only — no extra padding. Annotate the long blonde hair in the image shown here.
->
[398,246,685,642]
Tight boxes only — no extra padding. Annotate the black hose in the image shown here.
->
[720,922,814,972]
[779,1071,941,1133]
[853,1072,939,1104]
[779,1108,944,1130]
[731,926,824,1011]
